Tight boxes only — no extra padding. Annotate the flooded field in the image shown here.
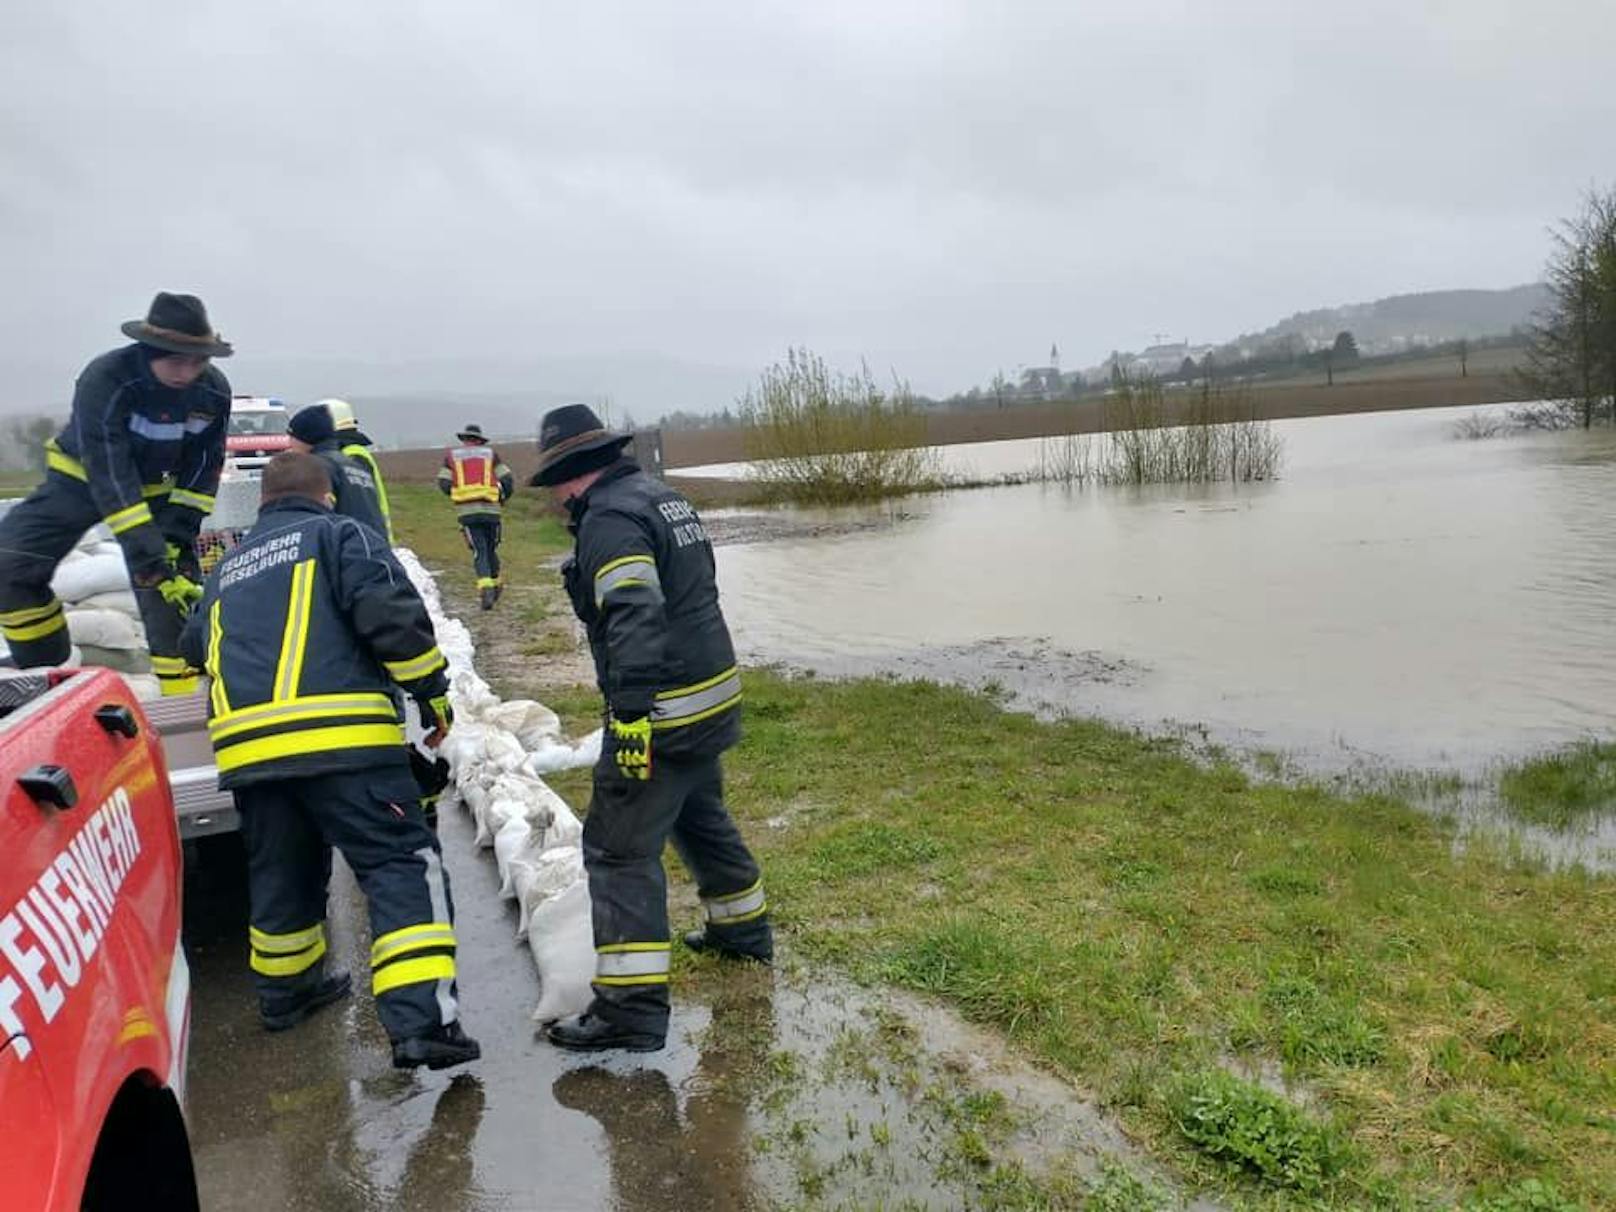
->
[695,406,1616,775]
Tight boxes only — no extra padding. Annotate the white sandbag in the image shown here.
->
[527,877,595,1024]
[522,729,602,776]
[76,645,150,675]
[51,551,130,602]
[518,846,585,928]
[493,816,533,899]
[66,608,146,651]
[86,539,124,559]
[527,786,583,851]
[484,699,563,749]
[481,730,527,772]
[77,590,141,617]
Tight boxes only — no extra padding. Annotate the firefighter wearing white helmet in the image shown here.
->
[318,398,394,544]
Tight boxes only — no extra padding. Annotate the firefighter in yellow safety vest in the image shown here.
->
[436,423,514,610]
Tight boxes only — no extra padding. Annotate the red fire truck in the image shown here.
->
[0,667,197,1210]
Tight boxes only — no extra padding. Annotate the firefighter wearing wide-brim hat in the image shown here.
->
[436,422,514,610]
[0,292,232,694]
[533,403,772,1054]
[178,451,480,1070]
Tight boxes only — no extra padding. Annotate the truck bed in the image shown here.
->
[140,691,238,839]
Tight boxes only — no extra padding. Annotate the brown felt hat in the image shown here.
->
[120,292,234,358]
[529,403,632,487]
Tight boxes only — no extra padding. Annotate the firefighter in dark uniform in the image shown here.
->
[0,293,231,694]
[436,423,514,610]
[286,401,389,538]
[532,404,772,1054]
[322,398,395,544]
[178,451,480,1070]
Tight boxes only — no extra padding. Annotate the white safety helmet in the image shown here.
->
[315,397,359,432]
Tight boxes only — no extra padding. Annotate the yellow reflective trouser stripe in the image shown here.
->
[705,880,767,924]
[651,668,743,731]
[1,601,66,642]
[170,488,216,512]
[657,666,739,700]
[273,559,316,701]
[159,675,200,697]
[208,696,398,743]
[373,955,456,996]
[250,924,327,977]
[45,443,86,480]
[595,943,671,983]
[475,576,499,588]
[207,601,229,715]
[214,722,405,773]
[104,502,154,535]
[383,647,447,682]
[251,924,325,954]
[371,922,456,966]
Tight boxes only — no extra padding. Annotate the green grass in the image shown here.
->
[387,482,569,575]
[1499,742,1616,828]
[391,503,1616,1210]
[0,468,39,496]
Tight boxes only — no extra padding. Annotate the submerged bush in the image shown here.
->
[1035,377,1284,487]
[740,347,940,504]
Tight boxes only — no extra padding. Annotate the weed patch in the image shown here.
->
[1168,1069,1347,1193]
[1499,742,1616,827]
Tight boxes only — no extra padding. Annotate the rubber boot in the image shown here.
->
[260,971,353,1032]
[392,1021,482,1071]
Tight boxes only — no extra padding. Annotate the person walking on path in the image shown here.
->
[0,292,232,695]
[533,404,772,1054]
[179,451,480,1070]
[436,423,513,610]
[287,401,389,538]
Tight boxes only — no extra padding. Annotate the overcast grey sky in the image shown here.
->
[3,0,1612,412]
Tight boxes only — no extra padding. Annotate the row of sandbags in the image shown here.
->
[49,534,149,672]
[395,548,601,1024]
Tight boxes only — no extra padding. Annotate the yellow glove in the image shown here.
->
[609,715,652,781]
[157,575,203,612]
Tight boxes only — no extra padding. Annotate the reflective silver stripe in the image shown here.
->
[128,414,185,441]
[594,556,660,608]
[595,946,671,979]
[418,846,459,1026]
[705,882,766,923]
[652,672,742,726]
[184,415,214,434]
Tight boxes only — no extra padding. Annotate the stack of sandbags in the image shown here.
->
[49,534,149,675]
[396,547,601,1024]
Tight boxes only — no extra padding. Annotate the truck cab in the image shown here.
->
[0,668,197,1211]
[224,396,291,475]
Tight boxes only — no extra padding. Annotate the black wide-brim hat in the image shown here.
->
[121,291,234,358]
[529,403,633,487]
[455,423,488,443]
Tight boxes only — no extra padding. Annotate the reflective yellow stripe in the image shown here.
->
[208,700,399,744]
[209,691,397,732]
[207,601,229,715]
[383,647,447,682]
[45,441,86,480]
[170,488,216,512]
[104,502,154,535]
[0,601,63,626]
[370,922,456,966]
[250,923,325,954]
[372,954,456,996]
[273,560,316,701]
[251,936,327,977]
[475,576,499,589]
[2,606,67,642]
[596,942,672,953]
[657,666,740,700]
[594,974,671,987]
[159,675,200,697]
[142,483,171,499]
[214,722,405,773]
[345,447,392,542]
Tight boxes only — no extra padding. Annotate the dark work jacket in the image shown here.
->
[178,496,447,788]
[312,436,389,538]
[48,344,232,575]
[563,459,741,759]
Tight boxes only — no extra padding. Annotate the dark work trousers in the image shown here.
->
[0,472,188,690]
[459,515,502,589]
[235,761,461,1042]
[583,754,771,1037]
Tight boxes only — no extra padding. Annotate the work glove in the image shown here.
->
[609,715,652,781]
[418,693,454,748]
[165,541,201,584]
[156,573,203,613]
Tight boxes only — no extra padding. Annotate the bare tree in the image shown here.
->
[1522,186,1616,429]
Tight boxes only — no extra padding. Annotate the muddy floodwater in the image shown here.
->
[695,406,1616,774]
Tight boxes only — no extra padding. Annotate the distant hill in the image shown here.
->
[1233,284,1548,357]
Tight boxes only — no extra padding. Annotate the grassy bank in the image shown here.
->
[392,506,1614,1210]
[552,675,1614,1209]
